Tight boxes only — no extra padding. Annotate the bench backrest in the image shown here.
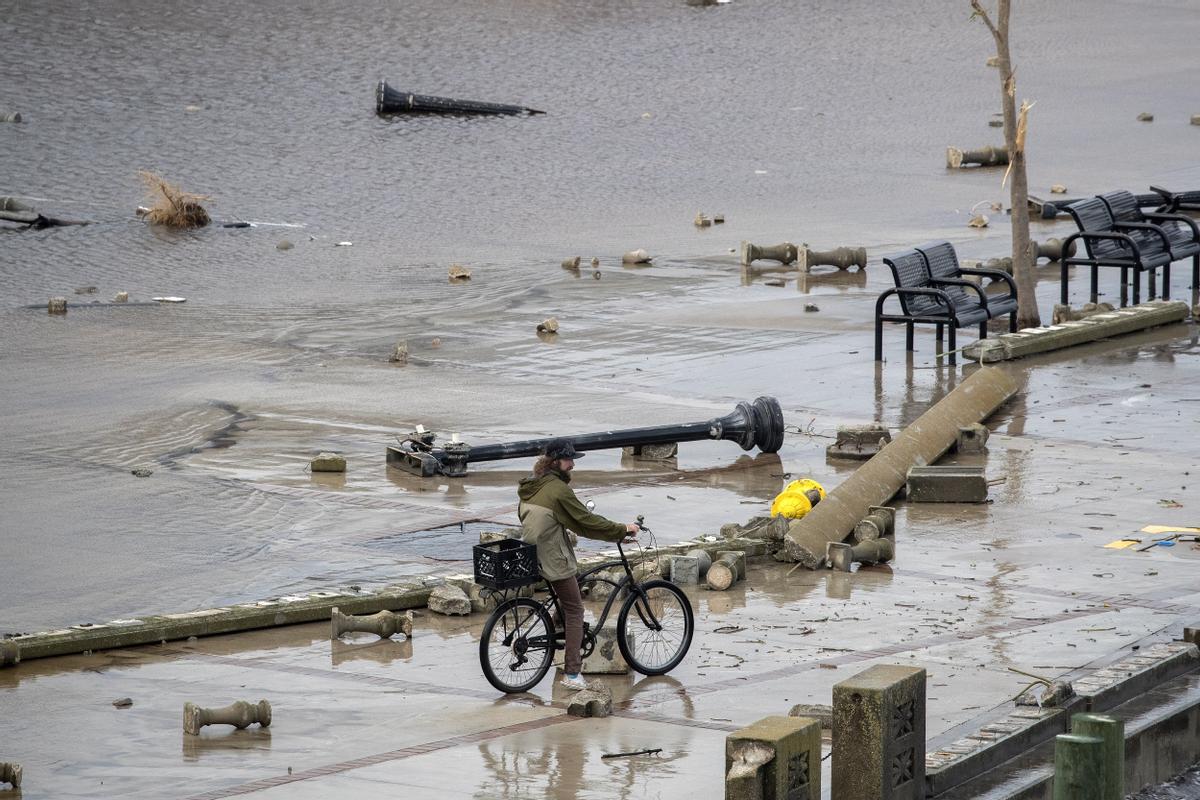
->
[1065,198,1130,260]
[882,250,941,316]
[1099,190,1142,224]
[915,241,974,308]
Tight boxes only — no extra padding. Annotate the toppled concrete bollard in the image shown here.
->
[567,682,613,717]
[622,442,678,460]
[827,425,892,460]
[427,583,472,616]
[670,555,700,585]
[310,452,346,473]
[721,516,787,542]
[906,466,987,503]
[1052,301,1115,325]
[829,538,894,572]
[1137,112,1154,122]
[740,240,798,266]
[1034,237,1077,262]
[622,249,652,264]
[799,245,867,272]
[581,623,630,674]
[114,291,129,303]
[853,506,895,542]
[537,317,559,334]
[389,341,408,364]
[726,716,822,800]
[946,145,1008,168]
[686,548,712,577]
[955,423,989,454]
[183,699,271,735]
[832,665,926,800]
[0,639,19,667]
[0,762,21,789]
[561,256,580,269]
[448,264,472,281]
[48,297,67,314]
[789,703,833,729]
[330,607,413,639]
[0,112,21,123]
[706,550,745,591]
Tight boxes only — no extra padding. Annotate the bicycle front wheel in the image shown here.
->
[479,597,555,694]
[617,579,694,675]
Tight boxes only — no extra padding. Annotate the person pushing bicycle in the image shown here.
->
[517,438,640,691]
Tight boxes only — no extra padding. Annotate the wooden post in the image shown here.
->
[1070,714,1123,800]
[1052,734,1106,800]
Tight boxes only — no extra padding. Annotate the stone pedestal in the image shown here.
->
[670,555,700,585]
[905,466,987,503]
[581,623,631,674]
[832,665,926,800]
[726,715,821,800]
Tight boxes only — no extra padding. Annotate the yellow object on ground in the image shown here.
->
[1103,539,1140,550]
[770,479,826,519]
[1141,525,1200,534]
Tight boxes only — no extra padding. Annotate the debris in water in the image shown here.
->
[74,286,97,295]
[276,240,294,251]
[48,297,67,314]
[694,212,712,227]
[389,341,409,364]
[804,303,819,312]
[601,748,662,760]
[114,291,129,303]
[622,248,652,264]
[112,698,133,708]
[537,317,560,334]
[968,213,989,228]
[138,171,210,228]
[131,468,153,477]
[152,296,186,303]
[448,264,472,281]
[1137,112,1154,122]
[1050,184,1067,194]
[334,241,353,247]
[561,256,580,269]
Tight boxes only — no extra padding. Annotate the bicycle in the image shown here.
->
[478,516,694,694]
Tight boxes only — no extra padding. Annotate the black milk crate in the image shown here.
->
[473,538,540,590]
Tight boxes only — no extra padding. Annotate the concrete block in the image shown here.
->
[1183,626,1199,645]
[567,683,613,717]
[310,452,346,472]
[827,425,892,460]
[670,555,700,585]
[955,424,989,454]
[905,466,987,503]
[622,442,678,460]
[726,715,821,800]
[832,664,926,800]
[48,297,67,314]
[582,623,630,675]
[426,584,472,616]
[0,762,21,789]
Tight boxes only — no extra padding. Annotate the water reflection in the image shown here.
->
[181,728,272,761]
[330,637,413,667]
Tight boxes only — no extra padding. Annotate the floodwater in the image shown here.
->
[3,0,1200,634]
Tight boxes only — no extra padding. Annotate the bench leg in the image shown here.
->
[1009,309,1017,333]
[1193,254,1199,310]
[905,322,915,351]
[979,320,987,340]
[1163,263,1171,300]
[948,325,957,366]
[874,317,884,362]
[1091,266,1100,304]
[1133,268,1142,305]
[1060,262,1069,305]
[1149,266,1157,301]
[1118,267,1127,307]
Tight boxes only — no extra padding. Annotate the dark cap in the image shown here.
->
[543,438,583,461]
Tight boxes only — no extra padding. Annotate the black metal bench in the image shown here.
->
[1060,197,1173,307]
[915,241,1019,334]
[876,248,987,365]
[1149,185,1200,214]
[1101,190,1200,307]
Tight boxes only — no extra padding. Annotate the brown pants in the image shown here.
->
[550,575,584,675]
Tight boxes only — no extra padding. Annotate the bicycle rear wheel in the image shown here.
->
[616,579,694,675]
[479,597,555,694]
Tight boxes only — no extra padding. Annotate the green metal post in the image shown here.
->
[1071,713,1124,800]
[1052,734,1106,800]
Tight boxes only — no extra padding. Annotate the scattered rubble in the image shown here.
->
[113,291,129,303]
[740,241,797,266]
[0,762,21,789]
[567,682,613,717]
[276,240,294,251]
[1050,183,1067,194]
[561,256,580,269]
[310,452,346,473]
[426,584,471,616]
[389,341,409,364]
[826,424,891,460]
[906,465,988,503]
[706,550,745,591]
[798,245,866,272]
[0,112,21,123]
[448,264,472,281]
[956,423,990,453]
[112,697,133,708]
[694,212,712,227]
[537,317,559,334]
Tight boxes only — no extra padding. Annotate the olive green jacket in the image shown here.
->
[517,469,626,582]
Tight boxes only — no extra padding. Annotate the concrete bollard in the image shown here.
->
[561,256,581,269]
[798,245,867,272]
[0,112,21,123]
[826,425,891,460]
[670,555,700,585]
[183,699,271,736]
[581,623,631,674]
[0,762,21,789]
[686,548,712,577]
[905,466,987,503]
[622,249,652,264]
[1052,734,1106,799]
[1035,238,1077,262]
[330,607,413,640]
[310,452,346,473]
[955,423,989,454]
[740,241,798,267]
[829,537,894,572]
[1070,714,1123,800]
[706,550,745,591]
[725,716,821,800]
[0,639,19,667]
[853,506,895,542]
[48,297,67,314]
[832,665,926,800]
[946,145,1008,169]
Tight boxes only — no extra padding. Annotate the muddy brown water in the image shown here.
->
[2,0,1200,633]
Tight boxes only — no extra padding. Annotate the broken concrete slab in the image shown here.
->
[788,703,833,729]
[426,584,472,616]
[310,452,347,473]
[827,424,892,460]
[963,300,1190,363]
[906,466,988,503]
[581,623,630,675]
[566,682,613,717]
[785,367,1018,567]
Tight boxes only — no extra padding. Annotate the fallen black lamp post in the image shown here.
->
[375,80,544,116]
[387,396,785,477]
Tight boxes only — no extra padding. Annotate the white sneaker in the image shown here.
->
[559,673,589,691]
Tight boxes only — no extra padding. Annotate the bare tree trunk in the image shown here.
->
[971,0,1041,328]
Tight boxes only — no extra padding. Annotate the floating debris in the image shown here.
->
[138,171,210,228]
[448,264,472,281]
[152,296,187,303]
